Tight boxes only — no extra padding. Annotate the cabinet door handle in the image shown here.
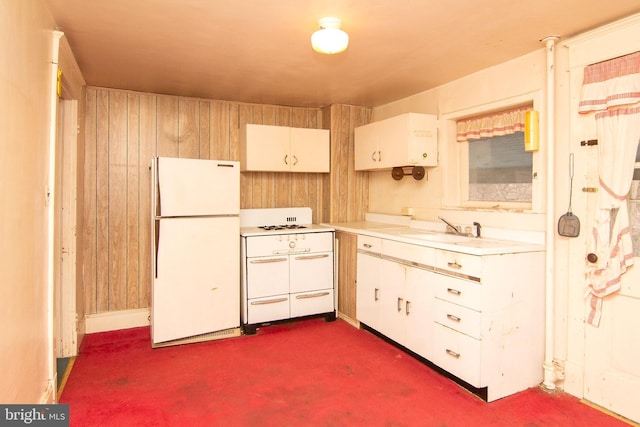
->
[363,243,372,248]
[294,254,329,261]
[445,349,461,359]
[378,150,382,162]
[284,154,289,165]
[447,288,461,296]
[446,314,461,322]
[447,261,462,269]
[374,288,379,301]
[251,297,288,305]
[296,291,330,299]
[405,300,411,315]
[371,151,377,161]
[292,155,298,166]
[397,297,404,312]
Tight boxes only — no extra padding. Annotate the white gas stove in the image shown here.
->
[239,207,336,334]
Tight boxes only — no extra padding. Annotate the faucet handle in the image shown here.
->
[473,222,482,238]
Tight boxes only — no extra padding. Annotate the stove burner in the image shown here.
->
[258,224,308,231]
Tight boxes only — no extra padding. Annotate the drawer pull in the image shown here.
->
[250,257,287,264]
[296,291,330,300]
[374,288,380,301]
[445,349,461,359]
[446,314,461,322]
[447,288,461,296]
[397,297,404,312]
[363,243,372,248]
[447,261,462,269]
[251,297,288,305]
[295,254,329,261]
[405,300,411,315]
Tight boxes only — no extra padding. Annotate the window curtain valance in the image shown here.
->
[579,50,640,327]
[456,107,529,143]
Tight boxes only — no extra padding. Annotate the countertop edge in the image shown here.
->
[322,222,545,256]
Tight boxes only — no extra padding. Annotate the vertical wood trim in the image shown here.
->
[238,104,252,208]
[178,97,199,159]
[83,88,98,314]
[95,89,110,312]
[261,105,276,208]
[108,90,128,311]
[138,94,157,308]
[157,95,178,157]
[199,101,211,160]
[250,105,264,209]
[211,101,230,161]
[126,93,140,309]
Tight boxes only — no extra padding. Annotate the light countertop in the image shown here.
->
[322,221,545,256]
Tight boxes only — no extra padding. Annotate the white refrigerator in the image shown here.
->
[151,157,240,346]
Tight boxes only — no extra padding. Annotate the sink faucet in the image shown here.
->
[473,221,482,238]
[438,216,464,235]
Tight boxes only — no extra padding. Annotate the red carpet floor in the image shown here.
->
[60,318,631,427]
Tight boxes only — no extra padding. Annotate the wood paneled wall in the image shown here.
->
[82,87,371,314]
[324,104,371,223]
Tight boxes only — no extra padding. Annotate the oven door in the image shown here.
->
[289,252,334,293]
[246,255,289,298]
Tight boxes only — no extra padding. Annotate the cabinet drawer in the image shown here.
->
[358,235,382,253]
[434,274,482,311]
[435,250,482,280]
[382,239,435,267]
[247,294,290,324]
[432,324,483,388]
[290,289,334,318]
[433,298,482,339]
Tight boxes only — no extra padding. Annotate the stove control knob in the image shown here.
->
[289,241,296,248]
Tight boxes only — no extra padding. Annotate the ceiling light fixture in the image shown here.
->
[311,17,349,54]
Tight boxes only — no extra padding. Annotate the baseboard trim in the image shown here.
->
[85,308,151,333]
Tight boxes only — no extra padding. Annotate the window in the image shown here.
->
[628,144,640,256]
[468,132,532,202]
[455,105,534,209]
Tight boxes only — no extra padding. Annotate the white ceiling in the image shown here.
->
[45,0,640,108]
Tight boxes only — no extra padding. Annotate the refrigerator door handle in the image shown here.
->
[217,163,234,168]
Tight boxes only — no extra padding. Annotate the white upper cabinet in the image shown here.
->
[240,124,330,173]
[354,113,438,171]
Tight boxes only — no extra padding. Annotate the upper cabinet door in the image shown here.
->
[290,127,330,173]
[354,121,380,170]
[240,124,330,173]
[240,124,290,172]
[354,113,438,171]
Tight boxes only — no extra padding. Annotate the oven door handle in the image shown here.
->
[295,291,330,300]
[250,297,288,305]
[294,254,329,261]
[250,257,288,264]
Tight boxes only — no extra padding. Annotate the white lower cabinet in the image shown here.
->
[357,237,436,361]
[355,234,544,402]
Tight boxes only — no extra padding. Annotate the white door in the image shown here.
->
[580,113,640,422]
[355,252,381,327]
[153,216,239,344]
